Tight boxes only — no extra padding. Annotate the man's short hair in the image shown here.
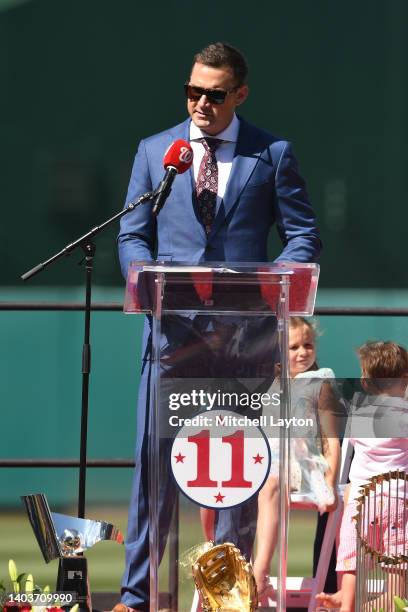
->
[193,42,248,86]
[358,341,408,391]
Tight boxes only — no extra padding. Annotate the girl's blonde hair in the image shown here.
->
[289,316,319,371]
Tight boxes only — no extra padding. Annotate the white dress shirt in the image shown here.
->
[189,114,240,202]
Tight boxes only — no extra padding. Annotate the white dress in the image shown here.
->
[263,367,336,510]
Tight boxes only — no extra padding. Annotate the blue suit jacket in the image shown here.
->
[118,117,321,275]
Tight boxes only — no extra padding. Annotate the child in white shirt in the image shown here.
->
[316,340,408,612]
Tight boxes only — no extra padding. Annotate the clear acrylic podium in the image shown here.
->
[124,261,319,612]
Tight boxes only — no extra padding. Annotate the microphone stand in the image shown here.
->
[21,191,154,518]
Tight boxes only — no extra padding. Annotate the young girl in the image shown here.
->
[253,316,340,595]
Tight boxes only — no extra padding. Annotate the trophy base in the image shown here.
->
[56,556,92,612]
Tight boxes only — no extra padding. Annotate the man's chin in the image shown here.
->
[193,115,212,127]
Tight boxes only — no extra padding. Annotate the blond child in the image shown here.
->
[253,316,340,595]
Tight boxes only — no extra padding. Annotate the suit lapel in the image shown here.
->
[210,119,263,238]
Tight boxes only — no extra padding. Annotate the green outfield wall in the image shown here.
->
[1,0,407,289]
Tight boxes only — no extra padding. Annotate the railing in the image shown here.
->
[0,459,134,467]
[2,302,408,315]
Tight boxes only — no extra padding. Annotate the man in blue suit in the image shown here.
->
[116,42,321,612]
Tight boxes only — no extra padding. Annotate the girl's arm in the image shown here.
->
[318,381,341,512]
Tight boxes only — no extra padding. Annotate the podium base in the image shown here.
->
[56,556,92,612]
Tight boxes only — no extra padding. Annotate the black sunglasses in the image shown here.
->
[184,82,239,105]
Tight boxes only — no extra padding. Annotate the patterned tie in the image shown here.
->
[196,137,223,234]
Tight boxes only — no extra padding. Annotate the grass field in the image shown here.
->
[0,506,318,609]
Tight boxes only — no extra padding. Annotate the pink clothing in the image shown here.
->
[348,437,408,502]
[336,501,360,571]
[336,496,408,572]
[337,393,408,572]
[347,394,408,502]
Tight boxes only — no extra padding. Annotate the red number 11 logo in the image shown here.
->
[187,429,252,488]
[171,410,270,509]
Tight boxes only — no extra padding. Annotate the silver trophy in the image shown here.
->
[21,494,124,612]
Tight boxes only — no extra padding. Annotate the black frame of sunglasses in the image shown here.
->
[184,82,239,105]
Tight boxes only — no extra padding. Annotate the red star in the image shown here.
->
[253,453,264,464]
[214,492,225,503]
[174,452,186,463]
